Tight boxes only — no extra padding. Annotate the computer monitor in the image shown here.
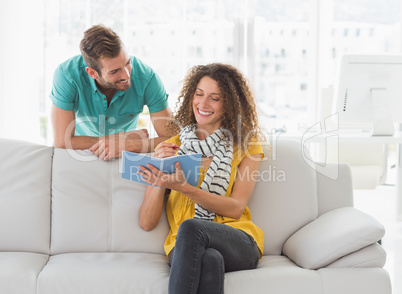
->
[333,54,402,136]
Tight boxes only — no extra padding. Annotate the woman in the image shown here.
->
[138,63,266,294]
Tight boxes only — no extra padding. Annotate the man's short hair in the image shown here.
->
[80,24,123,74]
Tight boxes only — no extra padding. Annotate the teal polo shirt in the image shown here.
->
[50,55,169,136]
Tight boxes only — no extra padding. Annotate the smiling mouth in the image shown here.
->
[198,109,214,116]
[117,80,129,84]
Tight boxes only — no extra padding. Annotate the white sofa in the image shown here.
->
[0,137,391,294]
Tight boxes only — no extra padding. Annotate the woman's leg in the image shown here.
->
[169,249,225,294]
[168,219,260,294]
[196,248,224,294]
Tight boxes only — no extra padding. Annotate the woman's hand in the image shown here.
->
[138,161,188,191]
[153,142,179,158]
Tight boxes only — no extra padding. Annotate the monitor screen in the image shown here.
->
[333,54,402,135]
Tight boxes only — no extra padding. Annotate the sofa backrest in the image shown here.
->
[248,138,318,255]
[50,138,324,256]
[1,137,351,257]
[0,138,53,254]
[50,148,169,255]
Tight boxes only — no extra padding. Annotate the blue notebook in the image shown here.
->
[122,151,202,187]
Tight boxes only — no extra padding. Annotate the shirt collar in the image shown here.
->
[90,77,126,102]
[90,77,100,94]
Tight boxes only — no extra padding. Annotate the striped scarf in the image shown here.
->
[178,124,234,220]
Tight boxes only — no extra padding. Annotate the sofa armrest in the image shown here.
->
[325,243,386,268]
[282,207,385,270]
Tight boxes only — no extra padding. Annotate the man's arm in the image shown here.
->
[91,107,173,160]
[52,103,150,160]
[143,106,173,149]
[122,107,173,153]
[50,63,100,149]
[150,107,173,137]
[51,104,99,149]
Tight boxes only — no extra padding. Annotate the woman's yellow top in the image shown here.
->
[163,135,265,258]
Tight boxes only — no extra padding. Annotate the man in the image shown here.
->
[50,24,172,161]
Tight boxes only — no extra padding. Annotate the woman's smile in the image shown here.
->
[197,108,214,116]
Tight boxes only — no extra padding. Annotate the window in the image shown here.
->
[252,0,312,128]
[319,0,401,100]
[0,0,401,144]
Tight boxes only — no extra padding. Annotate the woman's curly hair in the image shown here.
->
[167,63,264,148]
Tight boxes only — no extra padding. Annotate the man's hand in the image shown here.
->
[90,129,149,161]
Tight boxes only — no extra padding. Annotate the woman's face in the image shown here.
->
[192,76,224,135]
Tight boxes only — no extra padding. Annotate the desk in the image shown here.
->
[280,131,402,221]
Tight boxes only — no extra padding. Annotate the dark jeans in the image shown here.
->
[168,219,260,294]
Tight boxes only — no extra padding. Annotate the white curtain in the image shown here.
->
[0,1,44,143]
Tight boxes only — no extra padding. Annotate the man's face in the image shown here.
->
[96,48,132,92]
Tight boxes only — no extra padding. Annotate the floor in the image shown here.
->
[353,181,402,293]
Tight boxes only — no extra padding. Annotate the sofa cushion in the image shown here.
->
[0,138,52,254]
[37,253,169,294]
[317,268,392,294]
[37,254,322,294]
[51,149,169,255]
[248,138,318,255]
[282,207,385,269]
[225,256,322,294]
[0,252,49,294]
